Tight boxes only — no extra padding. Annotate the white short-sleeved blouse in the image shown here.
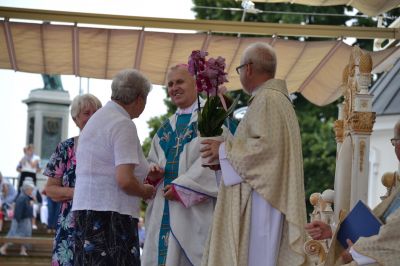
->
[72,101,149,218]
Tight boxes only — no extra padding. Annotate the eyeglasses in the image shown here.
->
[235,62,253,75]
[391,138,400,146]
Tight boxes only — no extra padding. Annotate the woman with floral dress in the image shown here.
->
[43,94,102,266]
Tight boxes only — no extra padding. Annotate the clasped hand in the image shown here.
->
[304,220,332,240]
[147,164,178,201]
[141,164,164,201]
[163,185,179,201]
[148,164,164,181]
[305,221,354,263]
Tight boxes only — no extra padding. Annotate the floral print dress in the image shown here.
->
[43,137,77,266]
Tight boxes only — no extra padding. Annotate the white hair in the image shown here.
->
[394,120,400,139]
[70,94,102,120]
[242,42,277,77]
[22,179,35,191]
[111,69,151,104]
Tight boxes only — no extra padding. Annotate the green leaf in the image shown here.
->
[198,95,240,137]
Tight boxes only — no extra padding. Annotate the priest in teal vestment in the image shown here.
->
[142,64,219,266]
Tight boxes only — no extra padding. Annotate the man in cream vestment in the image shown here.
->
[200,42,307,266]
[306,120,400,266]
[142,64,218,266]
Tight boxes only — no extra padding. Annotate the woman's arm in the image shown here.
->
[2,183,8,197]
[44,177,74,202]
[31,158,41,173]
[115,164,155,200]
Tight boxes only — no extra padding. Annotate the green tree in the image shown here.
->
[142,86,176,156]
[293,94,339,213]
[193,0,353,29]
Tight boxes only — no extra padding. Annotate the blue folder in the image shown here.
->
[337,200,382,249]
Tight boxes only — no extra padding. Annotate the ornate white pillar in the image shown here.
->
[347,49,376,208]
[348,97,376,208]
[333,46,376,217]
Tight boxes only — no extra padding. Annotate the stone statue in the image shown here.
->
[42,74,64,91]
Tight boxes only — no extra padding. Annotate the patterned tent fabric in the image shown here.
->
[251,0,400,17]
[0,21,399,106]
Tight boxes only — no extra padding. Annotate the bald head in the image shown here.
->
[239,42,277,93]
[167,64,191,77]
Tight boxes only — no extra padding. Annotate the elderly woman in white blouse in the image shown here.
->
[72,69,161,266]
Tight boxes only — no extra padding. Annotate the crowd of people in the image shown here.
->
[0,144,61,256]
[0,42,398,266]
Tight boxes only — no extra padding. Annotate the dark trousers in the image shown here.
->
[18,172,37,190]
[47,197,60,229]
[74,210,140,266]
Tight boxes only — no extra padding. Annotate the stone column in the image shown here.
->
[23,89,71,188]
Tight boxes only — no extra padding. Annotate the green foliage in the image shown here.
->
[193,0,351,26]
[142,87,176,156]
[198,95,240,137]
[142,113,169,156]
[292,93,338,213]
[193,0,374,48]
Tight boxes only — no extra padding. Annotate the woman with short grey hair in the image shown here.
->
[111,69,151,105]
[43,93,102,266]
[70,93,102,123]
[0,180,35,256]
[72,69,160,266]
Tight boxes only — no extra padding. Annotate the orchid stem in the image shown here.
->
[194,63,201,115]
[197,93,201,114]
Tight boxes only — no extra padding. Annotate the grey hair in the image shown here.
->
[242,42,277,77]
[395,120,400,139]
[111,69,152,105]
[22,180,35,191]
[70,94,102,120]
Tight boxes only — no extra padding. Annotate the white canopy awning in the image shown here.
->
[1,7,399,106]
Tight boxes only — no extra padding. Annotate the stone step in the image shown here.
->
[0,236,53,258]
[1,220,54,236]
[3,244,52,253]
[0,255,51,266]
[0,250,51,256]
[0,221,53,264]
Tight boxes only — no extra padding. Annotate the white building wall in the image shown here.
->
[369,114,400,208]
